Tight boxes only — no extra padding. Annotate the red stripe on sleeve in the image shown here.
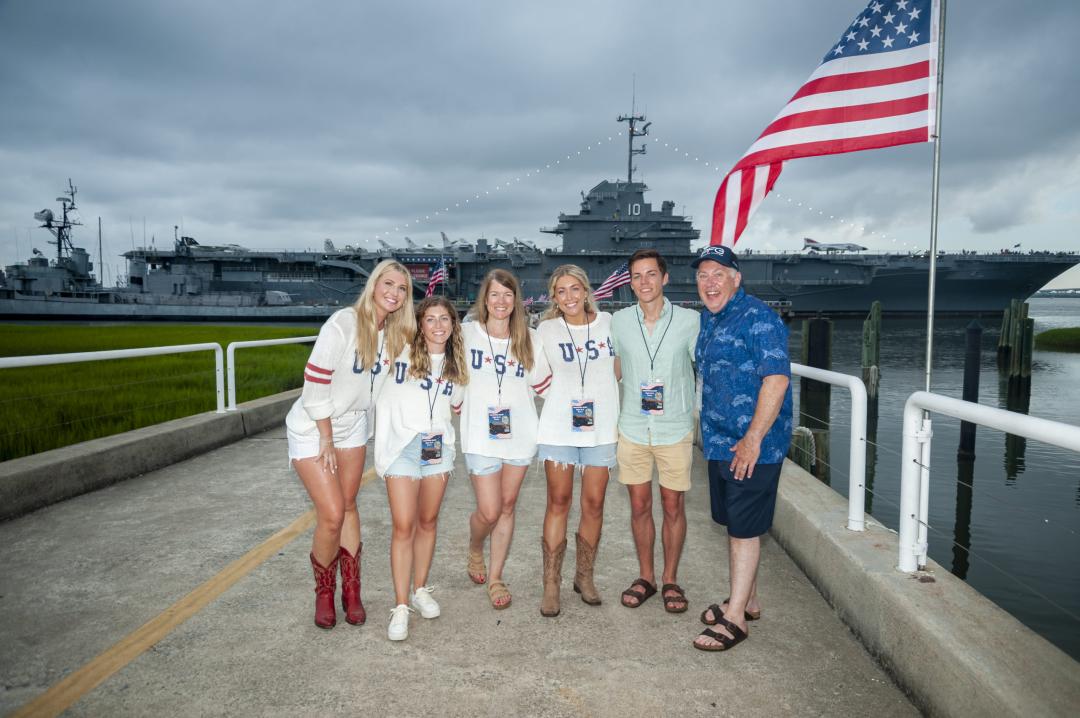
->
[304,373,332,385]
[305,362,333,376]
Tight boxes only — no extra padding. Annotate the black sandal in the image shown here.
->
[700,599,760,625]
[692,618,748,652]
[661,583,689,613]
[620,578,657,608]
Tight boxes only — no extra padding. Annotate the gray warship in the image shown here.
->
[2,119,1078,321]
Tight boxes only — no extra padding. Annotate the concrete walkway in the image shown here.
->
[0,427,916,717]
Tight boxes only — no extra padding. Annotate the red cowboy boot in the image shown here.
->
[309,551,339,629]
[338,543,367,625]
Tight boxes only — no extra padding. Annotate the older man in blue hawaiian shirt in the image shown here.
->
[690,245,792,653]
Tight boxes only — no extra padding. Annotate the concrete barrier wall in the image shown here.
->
[0,390,299,522]
[772,461,1080,717]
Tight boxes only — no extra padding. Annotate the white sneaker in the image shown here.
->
[409,585,441,619]
[388,604,412,641]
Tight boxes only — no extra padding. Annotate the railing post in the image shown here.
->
[898,399,925,572]
[227,342,238,411]
[847,377,867,531]
[916,417,933,568]
[214,345,225,414]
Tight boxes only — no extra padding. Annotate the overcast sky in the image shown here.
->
[2,0,1078,288]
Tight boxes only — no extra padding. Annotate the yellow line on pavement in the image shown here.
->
[11,509,318,718]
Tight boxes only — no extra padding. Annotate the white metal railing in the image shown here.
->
[225,337,316,410]
[0,343,226,413]
[790,363,869,531]
[898,392,1080,573]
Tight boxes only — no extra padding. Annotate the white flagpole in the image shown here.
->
[924,0,947,392]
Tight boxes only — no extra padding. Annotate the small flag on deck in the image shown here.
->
[711,0,939,246]
[425,257,449,297]
[593,262,631,299]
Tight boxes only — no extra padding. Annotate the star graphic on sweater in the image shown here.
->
[435,377,444,385]
[383,358,391,366]
[576,346,584,353]
[598,342,606,349]
[507,359,516,366]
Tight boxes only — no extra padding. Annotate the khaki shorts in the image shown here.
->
[616,430,694,492]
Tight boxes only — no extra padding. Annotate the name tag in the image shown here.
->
[571,398,595,432]
[488,405,512,440]
[420,433,444,465]
[640,381,664,415]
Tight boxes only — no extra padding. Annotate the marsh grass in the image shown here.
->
[0,324,319,460]
[1034,327,1080,352]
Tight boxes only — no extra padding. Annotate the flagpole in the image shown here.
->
[924,0,947,392]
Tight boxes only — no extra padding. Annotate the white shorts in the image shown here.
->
[287,410,370,462]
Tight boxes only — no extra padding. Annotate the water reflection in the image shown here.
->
[951,459,975,580]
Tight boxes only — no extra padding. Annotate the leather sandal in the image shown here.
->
[693,617,748,652]
[467,549,487,585]
[700,598,760,625]
[661,583,688,613]
[487,580,512,610]
[620,578,657,608]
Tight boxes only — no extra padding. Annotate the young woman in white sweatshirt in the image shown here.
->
[286,259,414,629]
[461,270,552,610]
[534,264,619,617]
[375,295,467,641]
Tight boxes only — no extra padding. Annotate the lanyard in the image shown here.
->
[485,323,509,405]
[562,316,591,396]
[369,333,384,396]
[636,303,674,375]
[425,357,444,431]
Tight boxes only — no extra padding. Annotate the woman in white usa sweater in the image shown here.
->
[286,260,414,629]
[535,264,619,617]
[461,270,551,610]
[375,295,468,641]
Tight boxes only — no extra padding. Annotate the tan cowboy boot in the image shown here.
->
[573,532,602,606]
[540,538,566,617]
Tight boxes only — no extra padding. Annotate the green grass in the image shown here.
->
[0,324,319,461]
[1034,327,1080,352]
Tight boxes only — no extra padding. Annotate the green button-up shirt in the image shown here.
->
[611,298,700,446]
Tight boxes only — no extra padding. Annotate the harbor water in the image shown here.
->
[792,297,1080,659]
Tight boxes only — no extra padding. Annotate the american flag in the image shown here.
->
[593,262,631,300]
[711,0,939,246]
[425,257,449,297]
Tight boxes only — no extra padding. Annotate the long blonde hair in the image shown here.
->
[470,269,535,372]
[353,260,415,368]
[542,264,598,321]
[409,296,469,385]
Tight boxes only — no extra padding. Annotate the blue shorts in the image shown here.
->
[537,443,617,470]
[384,434,454,479]
[464,453,532,476]
[707,461,782,539]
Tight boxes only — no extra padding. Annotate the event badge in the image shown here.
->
[488,405,512,440]
[420,433,444,466]
[640,380,664,415]
[571,398,595,432]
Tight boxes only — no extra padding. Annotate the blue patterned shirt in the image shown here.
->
[695,289,793,464]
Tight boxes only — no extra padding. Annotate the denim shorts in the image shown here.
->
[537,443,617,469]
[464,453,533,476]
[384,434,455,480]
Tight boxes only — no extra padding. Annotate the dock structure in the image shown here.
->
[0,425,917,716]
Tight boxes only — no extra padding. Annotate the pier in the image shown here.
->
[2,394,1078,716]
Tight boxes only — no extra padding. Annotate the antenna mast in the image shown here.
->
[617,78,650,184]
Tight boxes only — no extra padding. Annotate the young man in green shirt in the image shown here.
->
[611,248,700,613]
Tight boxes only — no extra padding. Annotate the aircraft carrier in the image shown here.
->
[2,122,1077,321]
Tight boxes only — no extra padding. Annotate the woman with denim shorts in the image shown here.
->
[535,264,619,617]
[285,259,413,629]
[374,296,467,641]
[461,270,552,610]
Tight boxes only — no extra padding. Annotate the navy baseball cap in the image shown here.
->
[691,245,739,271]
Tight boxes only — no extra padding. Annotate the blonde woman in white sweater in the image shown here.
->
[286,260,413,629]
[461,270,552,610]
[375,295,468,641]
[535,265,619,617]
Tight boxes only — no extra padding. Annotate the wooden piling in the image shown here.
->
[861,301,881,400]
[957,320,982,460]
[799,316,832,432]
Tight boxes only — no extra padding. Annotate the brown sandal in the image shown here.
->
[692,618,748,652]
[467,549,487,584]
[661,583,688,613]
[700,598,760,625]
[620,578,657,608]
[488,580,512,609]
